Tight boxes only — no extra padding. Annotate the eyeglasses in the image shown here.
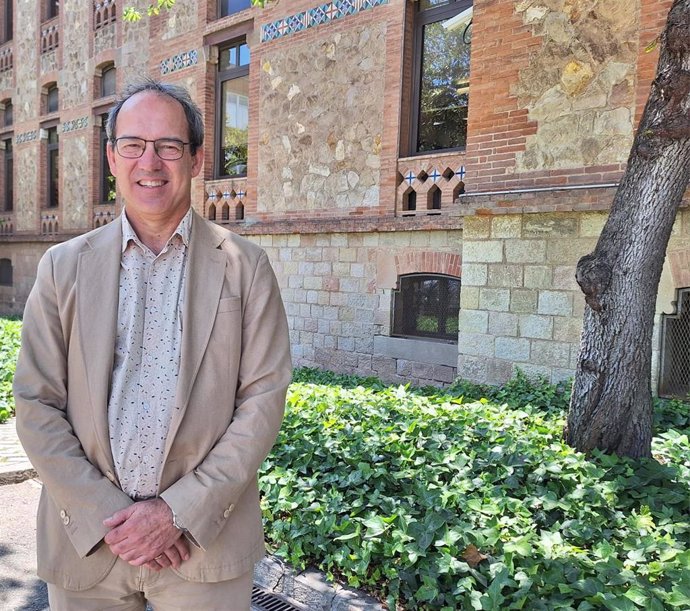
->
[113,137,191,160]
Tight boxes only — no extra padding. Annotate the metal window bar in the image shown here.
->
[659,287,690,399]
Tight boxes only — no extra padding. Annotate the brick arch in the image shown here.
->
[395,250,462,280]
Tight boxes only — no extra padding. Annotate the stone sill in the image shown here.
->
[373,335,458,367]
[230,214,463,236]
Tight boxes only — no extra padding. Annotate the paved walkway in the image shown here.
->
[0,418,36,485]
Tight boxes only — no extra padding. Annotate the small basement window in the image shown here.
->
[392,273,460,342]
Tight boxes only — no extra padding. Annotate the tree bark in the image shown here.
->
[565,0,690,458]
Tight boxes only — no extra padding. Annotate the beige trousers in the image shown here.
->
[47,559,253,611]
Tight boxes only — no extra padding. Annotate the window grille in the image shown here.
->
[393,273,460,342]
[659,287,690,399]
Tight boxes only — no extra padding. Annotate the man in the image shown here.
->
[13,79,292,610]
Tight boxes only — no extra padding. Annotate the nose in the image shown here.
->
[137,141,163,169]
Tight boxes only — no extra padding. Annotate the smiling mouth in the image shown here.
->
[137,179,167,188]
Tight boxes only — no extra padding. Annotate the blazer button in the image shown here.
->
[63,515,70,526]
[59,509,67,519]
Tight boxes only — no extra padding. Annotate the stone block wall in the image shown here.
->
[458,211,602,385]
[0,241,54,315]
[249,229,462,387]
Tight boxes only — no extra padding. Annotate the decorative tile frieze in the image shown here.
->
[62,117,89,133]
[160,49,199,75]
[16,130,39,145]
[261,0,389,43]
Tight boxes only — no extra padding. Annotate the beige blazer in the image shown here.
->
[13,210,292,591]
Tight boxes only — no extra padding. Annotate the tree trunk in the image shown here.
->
[565,0,690,458]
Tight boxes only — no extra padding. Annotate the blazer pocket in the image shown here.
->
[218,296,241,313]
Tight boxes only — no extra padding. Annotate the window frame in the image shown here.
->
[3,138,12,212]
[410,0,472,156]
[46,84,59,114]
[218,0,252,19]
[392,273,461,343]
[2,99,11,127]
[99,115,115,204]
[215,39,250,179]
[2,0,13,43]
[46,126,59,209]
[0,258,12,286]
[100,64,116,99]
[44,0,59,20]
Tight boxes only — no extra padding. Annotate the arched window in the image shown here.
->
[393,274,460,342]
[100,64,116,98]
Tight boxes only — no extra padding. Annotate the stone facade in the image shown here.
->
[258,22,387,215]
[0,0,688,392]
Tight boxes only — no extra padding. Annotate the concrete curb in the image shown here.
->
[254,555,386,611]
[0,463,37,486]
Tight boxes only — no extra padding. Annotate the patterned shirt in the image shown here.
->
[108,209,192,499]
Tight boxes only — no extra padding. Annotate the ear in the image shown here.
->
[190,148,203,178]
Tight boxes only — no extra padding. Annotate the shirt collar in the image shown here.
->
[121,208,193,254]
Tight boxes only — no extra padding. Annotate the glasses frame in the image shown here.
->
[112,137,191,161]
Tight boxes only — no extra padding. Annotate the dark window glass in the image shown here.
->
[393,274,460,342]
[101,65,116,98]
[413,0,471,153]
[47,86,58,113]
[3,139,12,212]
[3,0,13,42]
[100,117,115,203]
[3,101,11,127]
[219,0,251,18]
[47,0,58,19]
[0,258,12,286]
[217,41,250,178]
[47,127,58,208]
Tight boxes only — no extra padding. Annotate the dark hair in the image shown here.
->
[106,77,204,155]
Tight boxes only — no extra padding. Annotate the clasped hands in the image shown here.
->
[103,498,190,572]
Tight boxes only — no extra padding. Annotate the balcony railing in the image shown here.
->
[95,0,117,30]
[41,21,59,54]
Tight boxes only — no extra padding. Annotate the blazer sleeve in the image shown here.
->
[160,250,292,550]
[13,248,133,559]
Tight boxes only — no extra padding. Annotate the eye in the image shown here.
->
[158,140,183,154]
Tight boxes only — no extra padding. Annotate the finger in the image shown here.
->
[144,559,165,572]
[103,507,132,528]
[172,537,190,562]
[163,546,182,569]
[155,552,173,569]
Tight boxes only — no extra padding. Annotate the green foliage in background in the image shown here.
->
[122,0,268,22]
[261,368,690,610]
[0,318,21,423]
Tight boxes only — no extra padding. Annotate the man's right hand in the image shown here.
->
[144,537,190,571]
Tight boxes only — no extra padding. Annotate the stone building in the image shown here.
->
[0,0,689,393]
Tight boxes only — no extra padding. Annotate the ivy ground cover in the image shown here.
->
[259,370,690,610]
[0,317,21,423]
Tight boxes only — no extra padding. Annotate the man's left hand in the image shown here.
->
[103,498,189,567]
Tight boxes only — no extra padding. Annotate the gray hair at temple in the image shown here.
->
[105,78,204,155]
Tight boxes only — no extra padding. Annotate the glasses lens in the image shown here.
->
[117,138,146,158]
[155,139,185,160]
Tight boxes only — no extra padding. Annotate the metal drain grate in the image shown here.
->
[251,586,305,611]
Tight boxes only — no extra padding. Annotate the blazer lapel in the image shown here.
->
[76,221,122,466]
[166,213,227,451]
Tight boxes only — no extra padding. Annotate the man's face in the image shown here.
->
[106,91,202,226]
